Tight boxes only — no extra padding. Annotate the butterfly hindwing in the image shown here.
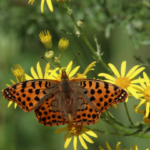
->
[3,79,59,112]
[72,96,100,125]
[34,93,69,126]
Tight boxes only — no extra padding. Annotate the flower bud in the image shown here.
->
[39,30,53,49]
[77,20,84,26]
[54,57,58,63]
[58,38,69,52]
[11,64,25,81]
[45,51,54,59]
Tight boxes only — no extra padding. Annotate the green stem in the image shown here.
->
[124,101,134,125]
[105,111,120,135]
[69,13,113,75]
[107,111,138,129]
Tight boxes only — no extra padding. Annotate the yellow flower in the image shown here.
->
[48,61,96,81]
[39,30,53,49]
[28,0,53,13]
[98,61,145,102]
[99,141,149,150]
[55,121,97,150]
[6,64,25,109]
[134,105,150,124]
[58,37,69,52]
[135,72,150,119]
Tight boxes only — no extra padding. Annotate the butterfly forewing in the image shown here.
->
[72,79,128,125]
[3,79,59,112]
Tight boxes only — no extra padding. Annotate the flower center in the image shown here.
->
[116,77,130,89]
[68,122,83,136]
[144,86,150,102]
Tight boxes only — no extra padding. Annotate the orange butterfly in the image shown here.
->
[3,69,128,126]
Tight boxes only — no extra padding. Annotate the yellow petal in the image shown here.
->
[79,135,88,149]
[73,136,77,150]
[14,103,17,109]
[28,0,32,4]
[46,0,53,12]
[127,86,139,99]
[81,132,94,143]
[113,104,117,109]
[145,102,150,118]
[48,68,59,78]
[134,105,144,114]
[64,132,70,141]
[64,134,73,149]
[135,99,146,112]
[82,127,98,138]
[16,77,19,83]
[7,101,13,108]
[103,80,116,84]
[128,67,145,80]
[6,84,10,87]
[83,61,96,75]
[10,79,16,84]
[138,93,144,98]
[143,72,150,86]
[28,0,35,5]
[66,61,73,75]
[126,65,139,78]
[121,61,126,77]
[125,97,128,102]
[99,146,104,150]
[134,145,138,150]
[44,63,50,79]
[41,0,45,13]
[129,84,144,92]
[55,126,68,133]
[108,63,120,77]
[98,73,116,81]
[25,73,33,80]
[69,66,80,78]
[37,62,43,79]
[106,141,112,150]
[31,67,38,79]
[116,142,121,150]
[130,78,145,83]
[139,77,147,89]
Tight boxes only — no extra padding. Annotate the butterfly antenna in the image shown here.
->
[73,52,80,65]
[66,52,80,74]
[41,56,55,69]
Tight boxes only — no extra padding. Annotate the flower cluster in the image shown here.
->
[39,30,69,67]
[98,61,150,124]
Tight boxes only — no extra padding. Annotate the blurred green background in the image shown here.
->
[1,0,150,150]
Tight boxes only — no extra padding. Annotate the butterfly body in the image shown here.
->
[3,71,128,126]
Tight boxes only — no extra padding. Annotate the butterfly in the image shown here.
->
[3,71,128,126]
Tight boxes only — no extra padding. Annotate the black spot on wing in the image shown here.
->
[31,82,35,88]
[104,82,109,89]
[89,81,92,87]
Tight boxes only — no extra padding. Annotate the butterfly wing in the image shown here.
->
[3,79,59,112]
[71,79,128,125]
[34,92,69,126]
